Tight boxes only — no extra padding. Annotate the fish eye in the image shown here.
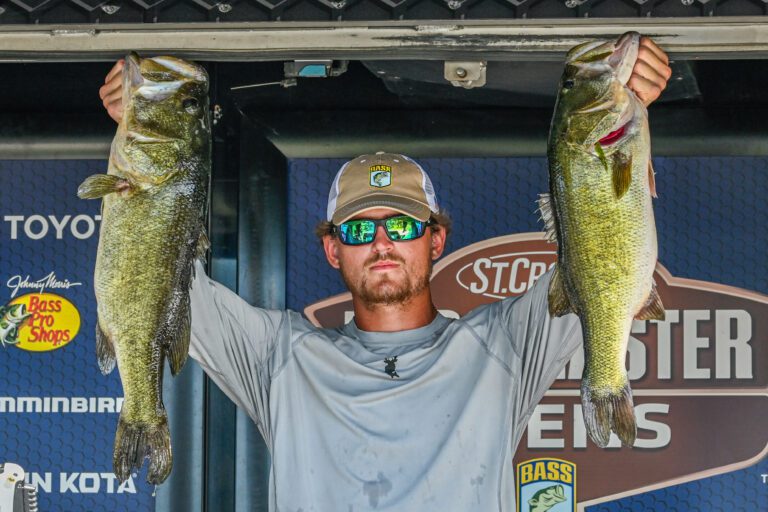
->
[562,79,575,90]
[182,98,199,113]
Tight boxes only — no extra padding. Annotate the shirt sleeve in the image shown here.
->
[187,260,288,438]
[497,268,581,431]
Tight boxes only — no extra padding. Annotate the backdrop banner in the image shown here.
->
[290,156,768,512]
[0,160,154,511]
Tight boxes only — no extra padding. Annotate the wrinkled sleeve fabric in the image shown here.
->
[187,261,288,442]
[496,268,582,434]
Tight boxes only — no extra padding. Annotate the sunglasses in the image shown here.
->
[332,215,435,246]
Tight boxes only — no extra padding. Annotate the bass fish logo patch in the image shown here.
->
[369,165,391,188]
[516,458,576,512]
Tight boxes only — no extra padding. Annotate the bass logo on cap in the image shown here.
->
[516,458,576,512]
[369,165,391,188]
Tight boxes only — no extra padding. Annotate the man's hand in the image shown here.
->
[629,37,672,107]
[99,59,125,124]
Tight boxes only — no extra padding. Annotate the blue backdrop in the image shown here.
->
[2,157,765,511]
[0,160,154,511]
[286,156,768,512]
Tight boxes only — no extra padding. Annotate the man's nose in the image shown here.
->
[371,225,394,252]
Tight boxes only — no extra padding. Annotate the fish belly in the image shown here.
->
[94,175,204,483]
[552,149,656,447]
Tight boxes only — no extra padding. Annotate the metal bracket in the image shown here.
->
[444,61,487,89]
[230,60,348,92]
[283,60,349,79]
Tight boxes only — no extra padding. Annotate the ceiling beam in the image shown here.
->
[2,17,768,62]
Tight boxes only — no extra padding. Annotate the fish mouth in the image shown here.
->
[610,31,641,86]
[126,130,176,145]
[6,304,28,321]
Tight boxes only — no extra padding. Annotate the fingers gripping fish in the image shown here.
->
[540,32,665,448]
[78,53,211,484]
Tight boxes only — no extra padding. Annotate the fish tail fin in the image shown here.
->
[113,411,172,485]
[77,174,131,199]
[581,378,637,448]
[95,322,116,375]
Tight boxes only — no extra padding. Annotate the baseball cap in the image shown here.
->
[327,152,439,225]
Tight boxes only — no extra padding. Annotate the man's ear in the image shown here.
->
[430,226,447,260]
[322,235,341,269]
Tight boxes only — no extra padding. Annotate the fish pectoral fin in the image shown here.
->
[594,142,609,173]
[77,174,132,199]
[536,193,558,244]
[612,152,632,199]
[547,265,576,316]
[635,281,665,321]
[95,322,116,375]
[648,160,658,198]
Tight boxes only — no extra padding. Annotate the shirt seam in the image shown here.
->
[269,327,315,382]
[517,318,580,429]
[453,317,514,376]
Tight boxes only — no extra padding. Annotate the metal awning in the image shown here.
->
[2,17,768,62]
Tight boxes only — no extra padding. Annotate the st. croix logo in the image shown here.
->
[516,458,576,512]
[1,293,80,352]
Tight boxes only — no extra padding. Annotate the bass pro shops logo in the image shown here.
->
[369,165,391,188]
[517,458,576,512]
[1,293,80,352]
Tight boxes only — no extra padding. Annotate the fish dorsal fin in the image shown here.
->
[196,229,210,261]
[612,152,632,199]
[77,174,132,199]
[635,280,665,320]
[96,321,116,375]
[537,193,558,244]
[548,264,576,316]
[648,160,658,198]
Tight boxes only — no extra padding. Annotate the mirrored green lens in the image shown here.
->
[385,216,424,241]
[339,219,375,245]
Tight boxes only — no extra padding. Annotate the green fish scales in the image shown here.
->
[78,53,210,484]
[542,32,665,448]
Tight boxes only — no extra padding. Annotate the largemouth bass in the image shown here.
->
[540,32,665,448]
[78,53,210,483]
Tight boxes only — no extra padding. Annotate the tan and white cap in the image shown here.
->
[327,152,439,225]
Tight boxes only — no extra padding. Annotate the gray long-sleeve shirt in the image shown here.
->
[188,263,581,511]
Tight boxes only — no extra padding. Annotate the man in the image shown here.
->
[99,40,671,511]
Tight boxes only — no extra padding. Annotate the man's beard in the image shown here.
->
[340,253,432,308]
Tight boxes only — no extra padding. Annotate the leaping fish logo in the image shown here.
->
[528,484,566,512]
[0,304,32,347]
[369,165,392,188]
[372,172,388,186]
